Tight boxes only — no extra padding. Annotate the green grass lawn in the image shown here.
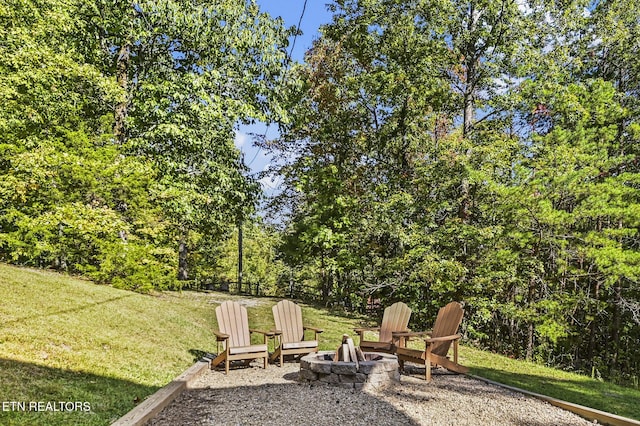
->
[460,346,640,420]
[0,264,219,425]
[1,263,639,424]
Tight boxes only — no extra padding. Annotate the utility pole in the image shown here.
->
[237,221,243,294]
[237,150,245,295]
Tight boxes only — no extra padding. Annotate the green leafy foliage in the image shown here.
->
[267,0,640,385]
[0,0,293,290]
[210,221,287,296]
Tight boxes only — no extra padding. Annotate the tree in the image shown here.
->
[1,0,295,290]
[211,220,287,296]
[268,0,640,383]
[81,0,293,280]
[0,0,130,274]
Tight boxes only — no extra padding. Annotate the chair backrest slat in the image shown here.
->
[273,300,304,343]
[430,302,464,356]
[216,301,251,348]
[379,302,411,343]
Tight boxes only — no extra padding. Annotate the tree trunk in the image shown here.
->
[459,6,478,222]
[463,91,475,138]
[178,230,188,281]
[526,321,534,361]
[320,254,331,305]
[586,279,601,369]
[525,277,536,361]
[57,222,68,271]
[611,280,622,372]
[237,223,243,294]
[114,42,130,144]
[462,2,478,139]
[459,178,471,222]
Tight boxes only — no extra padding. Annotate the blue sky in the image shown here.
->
[235,1,334,197]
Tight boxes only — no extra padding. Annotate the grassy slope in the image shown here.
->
[0,264,220,425]
[1,263,639,425]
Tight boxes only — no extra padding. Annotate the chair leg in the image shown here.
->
[225,357,229,375]
[210,352,226,369]
[453,340,459,364]
[264,355,268,369]
[270,347,281,365]
[425,347,432,382]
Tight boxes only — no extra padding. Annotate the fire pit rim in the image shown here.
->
[299,350,400,384]
[302,350,397,365]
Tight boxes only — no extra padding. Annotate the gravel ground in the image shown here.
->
[147,360,596,426]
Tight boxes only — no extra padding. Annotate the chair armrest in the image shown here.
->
[425,334,461,344]
[354,327,380,341]
[304,326,323,340]
[392,330,430,338]
[268,330,282,344]
[250,328,276,336]
[213,330,229,341]
[393,330,428,348]
[250,328,276,344]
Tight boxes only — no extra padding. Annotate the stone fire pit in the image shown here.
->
[299,351,400,390]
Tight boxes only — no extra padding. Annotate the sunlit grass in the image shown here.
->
[460,345,640,420]
[0,264,220,425]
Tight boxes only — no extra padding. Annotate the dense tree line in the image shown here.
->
[0,0,292,290]
[268,0,640,384]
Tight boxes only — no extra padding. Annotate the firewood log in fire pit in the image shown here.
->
[334,334,366,368]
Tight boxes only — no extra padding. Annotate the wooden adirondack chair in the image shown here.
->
[210,300,273,374]
[393,301,469,381]
[354,301,411,353]
[270,300,323,366]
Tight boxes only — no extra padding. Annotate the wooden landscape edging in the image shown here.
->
[467,374,640,426]
[111,357,211,426]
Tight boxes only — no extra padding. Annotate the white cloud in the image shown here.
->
[492,75,526,96]
[234,131,249,149]
[516,0,532,15]
[257,163,281,190]
[259,174,283,190]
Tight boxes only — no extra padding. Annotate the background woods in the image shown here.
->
[268,0,640,385]
[1,0,639,386]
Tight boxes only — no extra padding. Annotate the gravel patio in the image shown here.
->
[147,361,596,426]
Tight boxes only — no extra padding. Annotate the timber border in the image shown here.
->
[111,356,211,426]
[467,374,640,426]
